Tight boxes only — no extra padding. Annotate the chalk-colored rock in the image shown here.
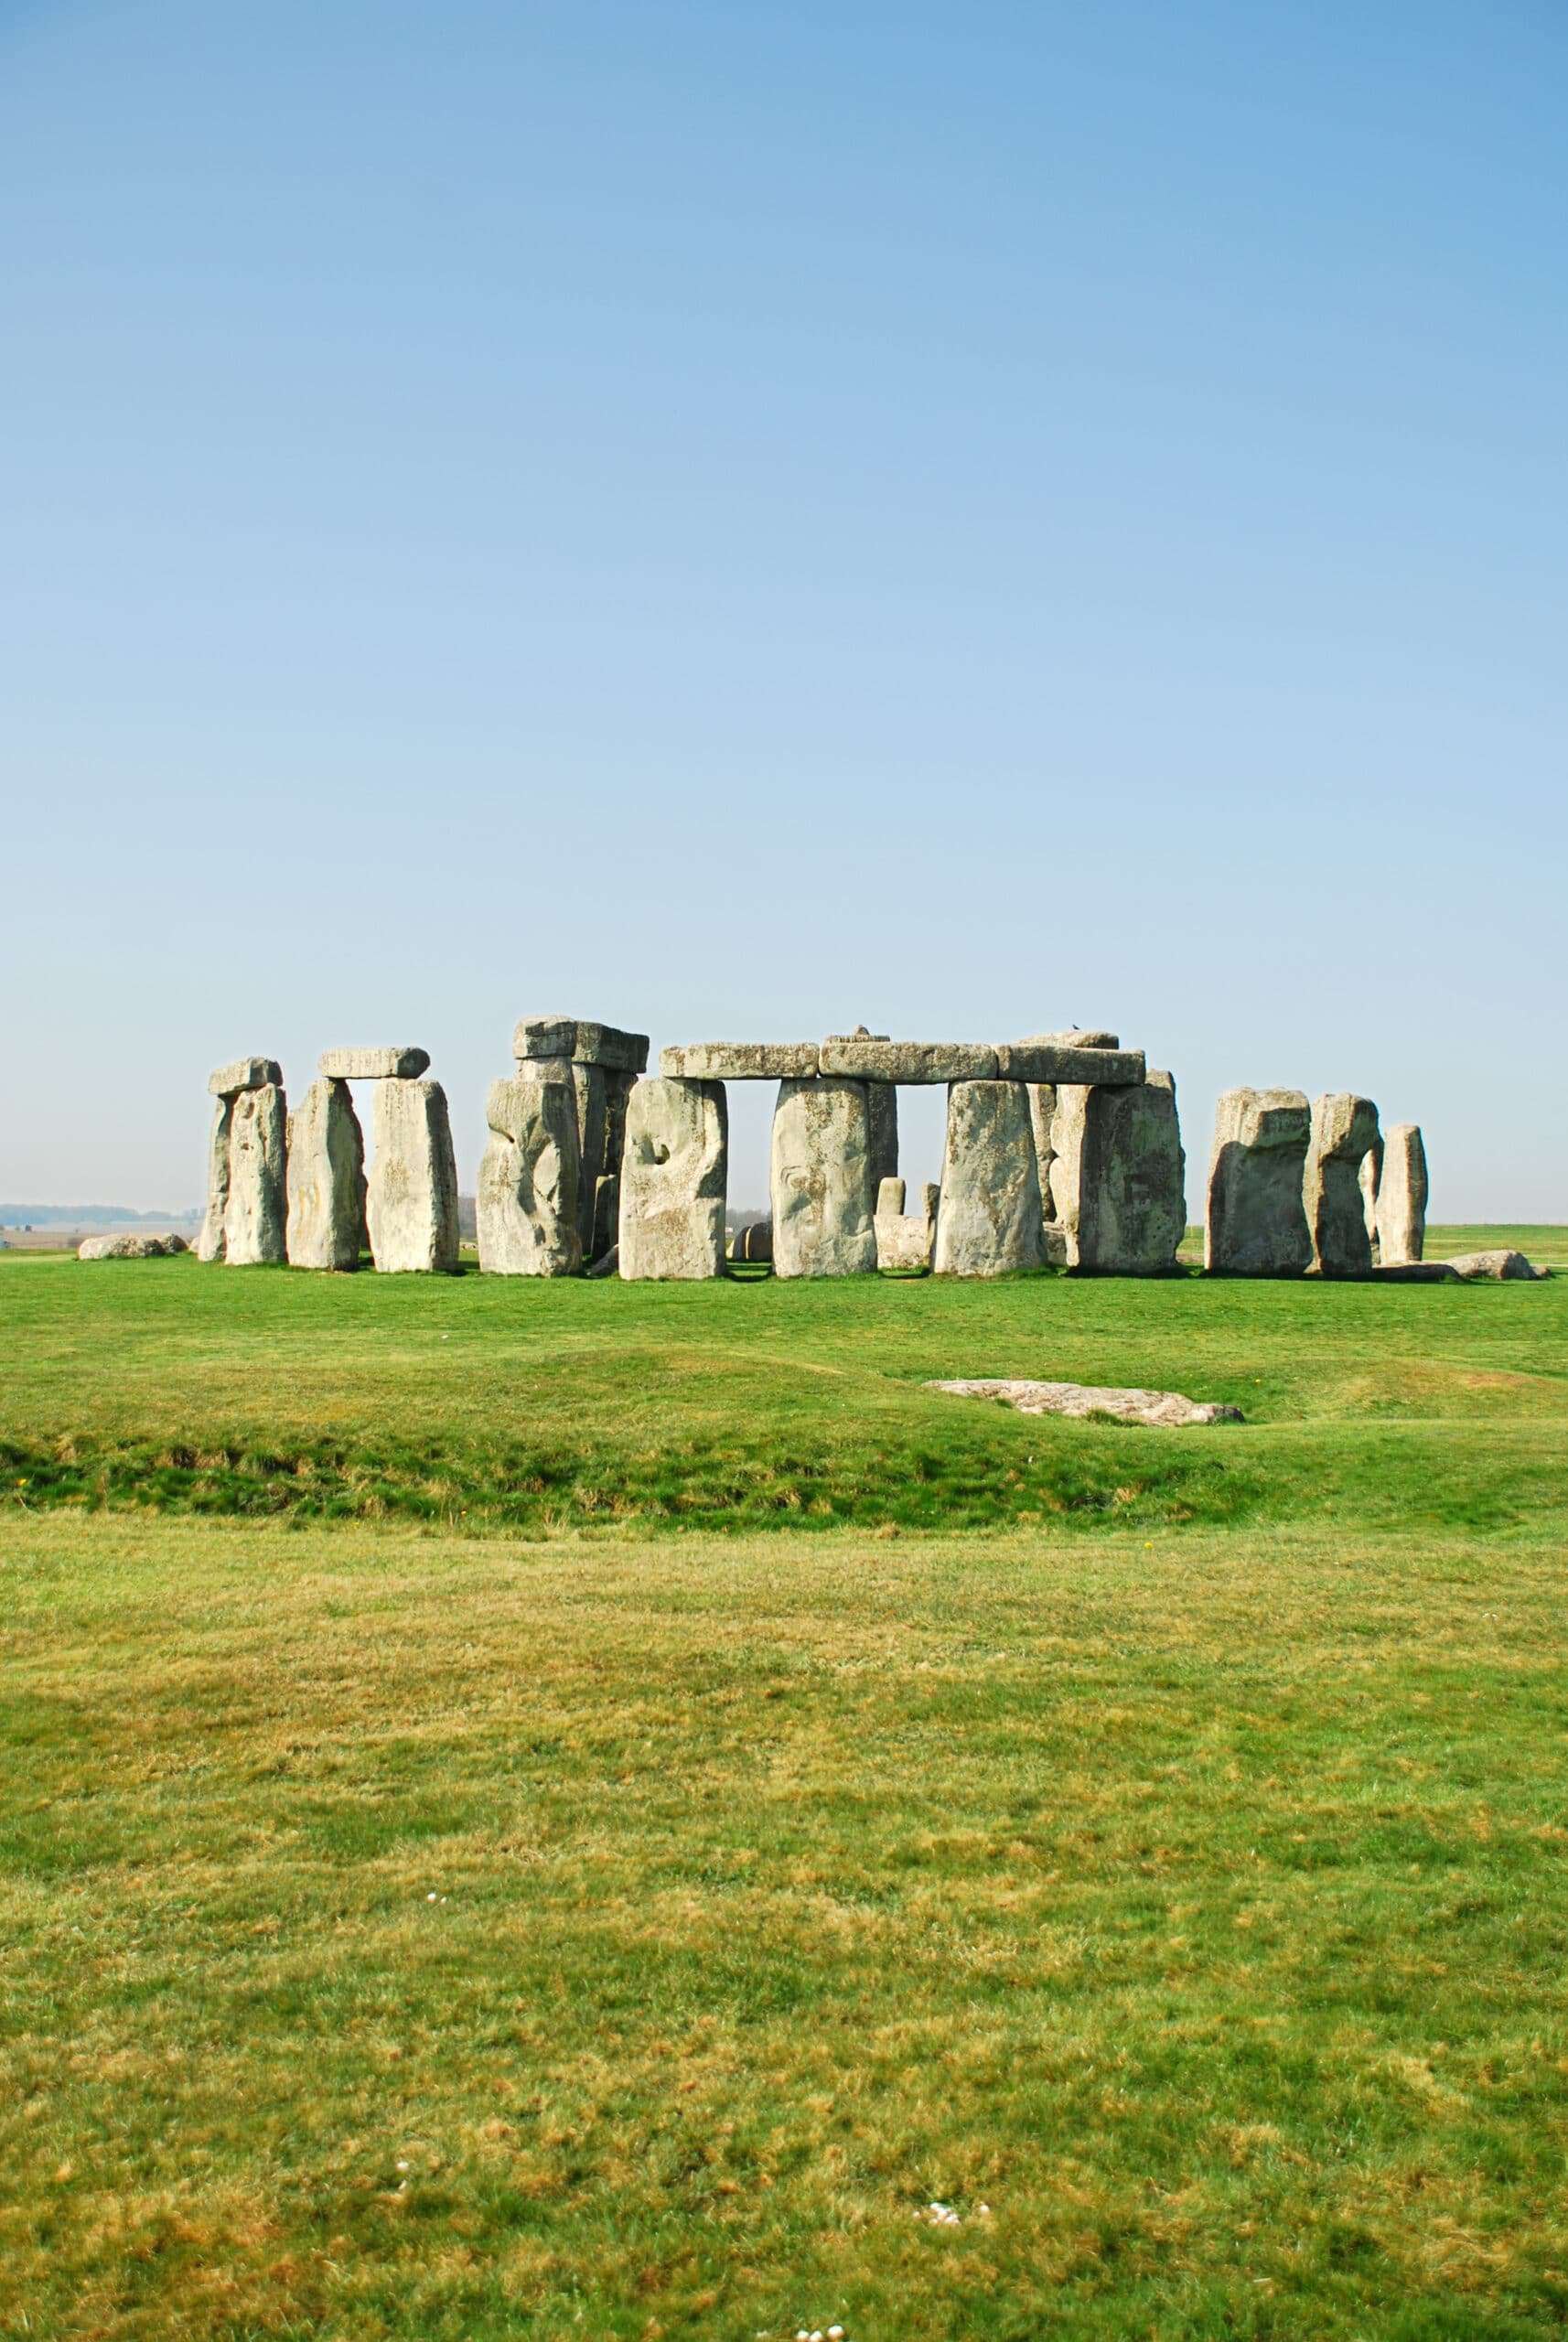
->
[1049,1077,1184,1273]
[817,1038,998,1084]
[1374,1123,1427,1266]
[771,1078,878,1276]
[876,1176,907,1217]
[514,1016,649,1072]
[997,1041,1145,1086]
[317,1047,430,1081]
[224,1083,288,1265]
[477,1073,582,1274]
[366,1079,459,1273]
[285,1078,366,1270]
[196,1097,231,1262]
[78,1233,188,1261]
[1444,1249,1547,1281]
[1305,1094,1380,1277]
[1204,1088,1313,1277]
[570,1063,607,1257]
[208,1056,282,1098]
[660,1041,820,1080]
[619,1078,727,1280]
[928,1378,1243,1428]
[1359,1137,1382,1250]
[932,1080,1044,1276]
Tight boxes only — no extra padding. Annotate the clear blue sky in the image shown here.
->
[3,0,1563,1216]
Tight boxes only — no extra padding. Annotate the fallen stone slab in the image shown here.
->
[818,1038,1000,1083]
[927,1378,1244,1428]
[208,1056,282,1098]
[317,1047,431,1081]
[995,1042,1146,1086]
[1444,1250,1549,1281]
[660,1041,821,1080]
[78,1233,188,1261]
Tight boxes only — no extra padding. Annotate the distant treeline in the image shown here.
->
[0,1205,199,1228]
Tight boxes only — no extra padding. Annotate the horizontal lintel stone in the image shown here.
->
[995,1043,1146,1086]
[660,1042,821,1080]
[209,1056,282,1097]
[818,1039,999,1083]
[514,1015,649,1072]
[317,1047,431,1081]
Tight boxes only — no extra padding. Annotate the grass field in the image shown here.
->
[3,1242,1566,2337]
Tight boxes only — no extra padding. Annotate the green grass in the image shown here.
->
[1,1242,1564,1538]
[3,1243,1565,2336]
[5,1514,1568,2339]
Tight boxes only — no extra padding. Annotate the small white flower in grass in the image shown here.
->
[829,2328,845,2339]
[396,2160,409,2172]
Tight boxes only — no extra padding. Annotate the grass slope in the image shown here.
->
[5,1515,1568,2339]
[3,1247,1564,1537]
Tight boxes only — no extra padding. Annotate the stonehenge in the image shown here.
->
[1205,1090,1313,1275]
[224,1082,288,1265]
[618,1076,727,1279]
[1047,1074,1185,1274]
[194,1021,1437,1289]
[1304,1093,1381,1278]
[477,1073,582,1275]
[932,1081,1043,1276]
[285,1080,366,1272]
[771,1078,877,1277]
[1375,1124,1428,1266]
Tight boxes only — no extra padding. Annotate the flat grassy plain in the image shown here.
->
[3,1244,1566,2337]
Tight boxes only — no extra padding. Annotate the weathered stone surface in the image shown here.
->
[932,1080,1044,1277]
[928,1379,1243,1427]
[317,1047,430,1082]
[1375,1124,1427,1266]
[196,1097,231,1262]
[285,1079,366,1270]
[209,1056,282,1098]
[1444,1250,1548,1281]
[1047,1076,1184,1274]
[660,1042,820,1080]
[919,1182,941,1220]
[1305,1094,1380,1277]
[995,1042,1145,1086]
[514,1016,648,1071]
[367,1080,459,1273]
[875,1213,934,1271]
[585,1242,619,1279]
[1013,1028,1121,1049]
[1372,1261,1459,1282]
[619,1078,727,1280]
[818,1038,998,1084]
[477,1074,582,1275]
[570,1064,607,1257]
[1359,1137,1383,1248]
[224,1083,288,1265]
[876,1177,907,1217]
[1204,1088,1313,1276]
[78,1233,188,1260]
[731,1219,773,1263]
[771,1079,877,1276]
[868,1080,898,1195]
[571,1020,650,1073]
[1026,1082,1058,1229]
[591,1174,620,1264]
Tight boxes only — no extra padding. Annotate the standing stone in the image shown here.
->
[1064,1074,1186,1275]
[477,1074,582,1275]
[367,1079,459,1273]
[1205,1090,1313,1276]
[1027,1081,1058,1226]
[619,1078,727,1280]
[196,1097,232,1262]
[1375,1123,1428,1266]
[1359,1134,1383,1251]
[868,1082,898,1197]
[1304,1094,1380,1278]
[223,1083,288,1266]
[591,1071,637,1262]
[570,1063,607,1259]
[932,1080,1044,1276]
[771,1079,877,1277]
[875,1175,936,1271]
[285,1079,366,1271]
